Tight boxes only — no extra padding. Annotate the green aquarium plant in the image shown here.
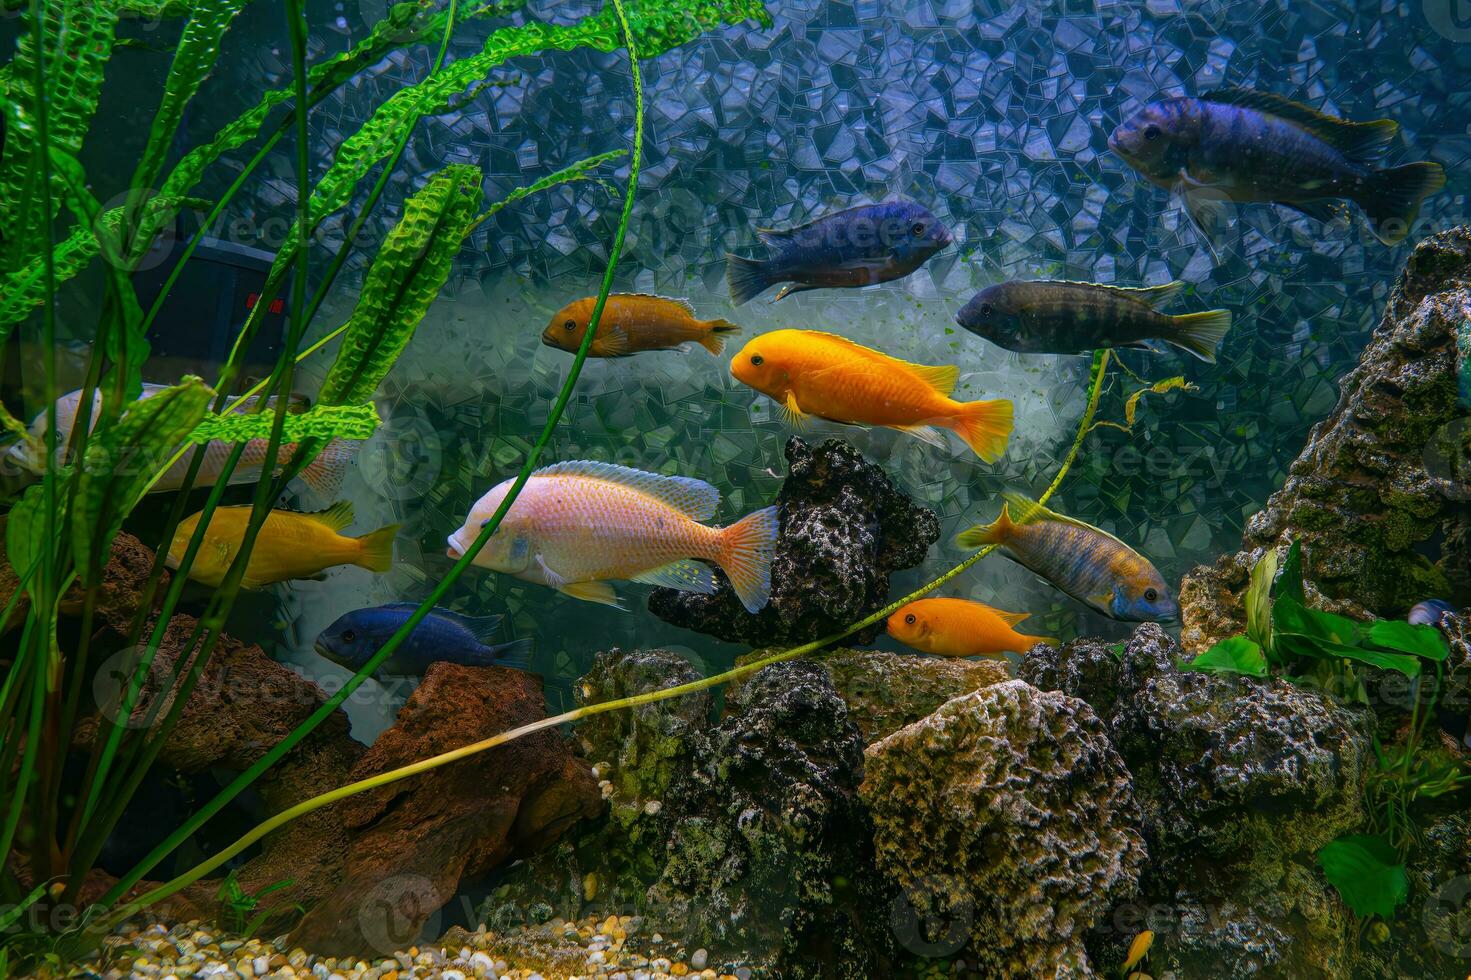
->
[0,0,769,968]
[1183,540,1466,921]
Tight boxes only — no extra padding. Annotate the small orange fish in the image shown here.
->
[886,597,1056,657]
[729,329,1013,462]
[542,294,741,357]
[167,501,398,588]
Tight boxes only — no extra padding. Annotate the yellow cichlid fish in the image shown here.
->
[446,461,779,612]
[541,294,741,358]
[167,501,398,588]
[886,597,1056,658]
[729,329,1014,462]
[957,493,1177,622]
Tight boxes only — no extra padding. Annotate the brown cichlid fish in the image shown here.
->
[542,294,741,357]
[957,493,1177,622]
[166,501,398,589]
[956,279,1233,362]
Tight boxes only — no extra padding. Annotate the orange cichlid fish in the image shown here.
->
[166,501,398,588]
[957,493,1177,621]
[729,329,1014,462]
[886,597,1057,657]
[542,294,741,357]
[446,461,780,612]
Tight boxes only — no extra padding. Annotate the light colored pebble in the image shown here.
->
[690,948,708,969]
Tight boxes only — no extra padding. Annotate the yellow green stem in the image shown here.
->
[108,350,1111,923]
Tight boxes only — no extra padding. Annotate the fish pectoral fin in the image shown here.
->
[772,283,818,302]
[598,326,632,357]
[631,559,716,594]
[1282,198,1348,224]
[535,554,567,590]
[780,391,809,428]
[1175,176,1233,260]
[993,609,1030,627]
[560,580,626,609]
[897,424,949,450]
[1087,592,1115,612]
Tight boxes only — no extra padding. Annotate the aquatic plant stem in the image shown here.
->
[96,0,646,911]
[115,349,1111,922]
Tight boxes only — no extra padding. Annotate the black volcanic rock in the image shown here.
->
[648,436,939,645]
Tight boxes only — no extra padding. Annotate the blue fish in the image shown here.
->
[1408,599,1456,628]
[1109,88,1444,249]
[725,200,952,305]
[314,602,532,677]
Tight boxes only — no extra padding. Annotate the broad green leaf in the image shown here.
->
[319,165,484,406]
[188,403,381,443]
[1245,547,1277,651]
[71,377,214,580]
[1273,593,1362,647]
[1366,619,1450,661]
[1279,538,1305,605]
[1274,632,1422,678]
[1183,635,1268,678]
[1318,835,1408,919]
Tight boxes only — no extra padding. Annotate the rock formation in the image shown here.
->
[649,437,939,645]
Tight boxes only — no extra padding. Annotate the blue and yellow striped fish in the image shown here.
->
[957,493,1177,622]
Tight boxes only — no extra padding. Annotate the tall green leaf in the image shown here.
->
[4,484,50,602]
[1184,635,1268,678]
[318,165,483,406]
[71,377,214,581]
[1245,546,1277,653]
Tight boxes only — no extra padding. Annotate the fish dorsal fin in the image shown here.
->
[382,602,504,642]
[803,331,959,395]
[536,460,720,521]
[1200,88,1398,162]
[1086,279,1184,309]
[307,500,355,532]
[624,293,696,316]
[1001,492,1129,548]
[985,605,1030,627]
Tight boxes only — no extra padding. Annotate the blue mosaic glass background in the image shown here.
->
[80,0,1471,735]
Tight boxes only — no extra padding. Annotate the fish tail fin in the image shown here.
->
[1358,161,1446,245]
[717,505,780,613]
[956,501,1016,549]
[353,523,400,573]
[697,320,741,355]
[725,254,774,306]
[484,637,533,671]
[1026,635,1061,648]
[299,438,357,497]
[949,398,1014,463]
[1166,309,1233,363]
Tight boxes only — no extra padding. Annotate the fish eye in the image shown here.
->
[564,319,576,331]
[1144,588,1158,602]
[978,303,993,318]
[750,354,764,366]
[904,613,916,625]
[911,222,926,237]
[342,629,356,643]
[1144,124,1161,142]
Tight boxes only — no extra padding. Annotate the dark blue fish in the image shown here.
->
[1109,88,1445,249]
[1408,599,1456,628]
[314,602,531,676]
[725,200,952,305]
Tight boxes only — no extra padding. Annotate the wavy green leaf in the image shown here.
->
[5,485,49,601]
[319,165,483,406]
[188,403,381,443]
[0,0,123,268]
[282,0,767,260]
[71,377,214,581]
[1366,619,1450,661]
[1183,635,1268,678]
[130,0,254,204]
